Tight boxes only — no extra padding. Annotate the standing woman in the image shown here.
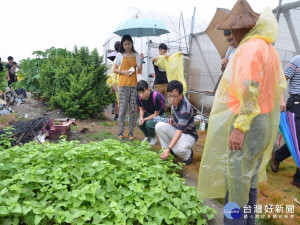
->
[114,35,143,141]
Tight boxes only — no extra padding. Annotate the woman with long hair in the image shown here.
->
[114,35,143,141]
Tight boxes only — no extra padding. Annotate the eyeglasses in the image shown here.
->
[168,95,180,99]
[226,38,234,43]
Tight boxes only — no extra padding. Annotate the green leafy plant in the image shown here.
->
[0,139,216,224]
[0,66,8,92]
[14,56,45,95]
[0,127,15,150]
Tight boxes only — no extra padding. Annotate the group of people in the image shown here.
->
[108,35,198,165]
[108,0,300,224]
[0,56,18,88]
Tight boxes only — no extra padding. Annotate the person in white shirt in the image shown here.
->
[221,30,238,72]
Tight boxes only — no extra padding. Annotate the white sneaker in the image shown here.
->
[149,137,157,145]
[143,137,150,142]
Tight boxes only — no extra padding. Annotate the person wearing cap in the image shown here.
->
[197,0,286,224]
[221,30,238,72]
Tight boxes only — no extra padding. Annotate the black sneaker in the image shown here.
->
[114,114,118,121]
[184,149,193,165]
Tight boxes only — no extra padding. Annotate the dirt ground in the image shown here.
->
[2,94,300,225]
[9,92,67,120]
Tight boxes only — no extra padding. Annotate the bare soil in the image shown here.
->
[10,92,66,120]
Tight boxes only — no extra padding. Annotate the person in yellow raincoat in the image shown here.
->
[107,41,121,121]
[197,1,287,224]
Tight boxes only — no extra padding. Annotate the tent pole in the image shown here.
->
[276,0,283,22]
[178,13,182,51]
[284,11,300,54]
[181,13,188,53]
[146,37,151,83]
[188,7,196,55]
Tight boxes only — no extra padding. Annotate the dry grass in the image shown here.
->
[0,114,19,129]
[257,158,300,225]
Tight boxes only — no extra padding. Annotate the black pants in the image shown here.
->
[224,188,257,225]
[275,95,300,183]
[8,74,16,87]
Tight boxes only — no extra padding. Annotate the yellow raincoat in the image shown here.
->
[106,63,119,104]
[197,8,287,207]
[154,52,187,94]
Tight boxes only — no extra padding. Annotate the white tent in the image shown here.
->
[103,8,205,84]
[103,1,300,114]
[188,0,300,114]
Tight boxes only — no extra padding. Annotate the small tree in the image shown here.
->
[18,46,114,119]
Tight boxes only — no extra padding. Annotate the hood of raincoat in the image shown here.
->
[239,8,278,45]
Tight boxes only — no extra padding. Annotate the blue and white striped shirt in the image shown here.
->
[172,96,199,140]
[285,55,300,95]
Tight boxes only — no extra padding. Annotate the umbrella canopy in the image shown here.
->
[113,18,169,37]
[279,111,300,168]
[205,8,230,58]
[216,0,259,30]
[107,51,117,61]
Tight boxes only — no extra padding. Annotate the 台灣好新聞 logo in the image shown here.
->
[224,202,242,219]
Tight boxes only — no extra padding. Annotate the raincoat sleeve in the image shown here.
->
[154,52,187,94]
[107,63,118,87]
[153,55,167,70]
[232,44,262,133]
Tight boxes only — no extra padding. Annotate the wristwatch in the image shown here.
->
[167,147,172,151]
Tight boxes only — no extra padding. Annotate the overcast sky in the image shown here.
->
[0,0,282,62]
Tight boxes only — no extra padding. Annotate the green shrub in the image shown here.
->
[17,46,113,119]
[0,66,8,92]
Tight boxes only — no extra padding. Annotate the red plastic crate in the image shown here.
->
[48,122,72,139]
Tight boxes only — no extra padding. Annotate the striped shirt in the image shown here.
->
[172,96,199,140]
[285,55,300,94]
[225,46,236,60]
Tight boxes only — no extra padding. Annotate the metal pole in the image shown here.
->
[178,13,182,51]
[276,0,283,22]
[284,11,300,54]
[200,93,205,124]
[273,0,282,46]
[188,7,196,55]
[181,13,189,53]
[146,38,151,83]
[187,7,196,100]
